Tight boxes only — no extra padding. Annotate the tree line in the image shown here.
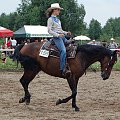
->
[89,18,120,42]
[0,0,120,42]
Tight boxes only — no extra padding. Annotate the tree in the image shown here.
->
[0,13,9,28]
[88,19,101,40]
[102,18,114,39]
[0,0,86,35]
[29,6,40,25]
[101,17,120,41]
[16,0,86,34]
[8,12,18,30]
[16,0,31,26]
[112,18,120,37]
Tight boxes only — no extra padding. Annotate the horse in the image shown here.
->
[12,42,117,111]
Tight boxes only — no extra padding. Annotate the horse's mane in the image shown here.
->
[77,44,112,58]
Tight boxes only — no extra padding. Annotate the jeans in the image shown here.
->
[53,37,67,71]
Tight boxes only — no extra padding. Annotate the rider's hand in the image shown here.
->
[59,34,65,37]
[67,31,71,36]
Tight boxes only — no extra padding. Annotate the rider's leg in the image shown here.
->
[53,37,71,76]
[53,37,66,71]
[62,37,71,74]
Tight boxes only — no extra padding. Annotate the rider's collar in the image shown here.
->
[51,15,57,18]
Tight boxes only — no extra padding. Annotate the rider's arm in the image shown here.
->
[114,42,118,48]
[62,30,68,36]
[47,18,60,37]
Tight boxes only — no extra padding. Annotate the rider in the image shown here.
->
[46,3,71,76]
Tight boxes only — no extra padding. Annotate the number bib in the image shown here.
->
[39,49,49,58]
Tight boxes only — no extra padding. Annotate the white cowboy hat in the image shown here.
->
[92,40,95,42]
[47,3,63,11]
[110,38,115,41]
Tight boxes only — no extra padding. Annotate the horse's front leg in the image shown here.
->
[71,78,79,111]
[56,76,79,111]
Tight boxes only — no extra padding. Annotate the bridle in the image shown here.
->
[101,55,116,71]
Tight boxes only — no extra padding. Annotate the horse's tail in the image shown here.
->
[10,44,24,61]
[10,43,40,71]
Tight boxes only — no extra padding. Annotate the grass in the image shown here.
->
[90,57,120,71]
[0,57,22,70]
[113,58,120,70]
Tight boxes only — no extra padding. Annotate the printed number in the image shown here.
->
[40,50,49,57]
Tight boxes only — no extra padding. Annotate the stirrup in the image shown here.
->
[62,64,71,78]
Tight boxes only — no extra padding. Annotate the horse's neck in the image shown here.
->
[83,54,100,69]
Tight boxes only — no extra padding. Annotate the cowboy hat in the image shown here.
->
[110,38,115,41]
[47,3,63,11]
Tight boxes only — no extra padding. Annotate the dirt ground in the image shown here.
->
[0,71,120,120]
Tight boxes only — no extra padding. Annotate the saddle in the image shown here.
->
[39,39,77,59]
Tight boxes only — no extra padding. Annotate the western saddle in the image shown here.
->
[40,39,77,59]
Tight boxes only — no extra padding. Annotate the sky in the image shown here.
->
[0,0,120,26]
[0,0,20,14]
[78,0,120,26]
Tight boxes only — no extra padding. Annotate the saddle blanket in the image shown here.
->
[39,41,77,59]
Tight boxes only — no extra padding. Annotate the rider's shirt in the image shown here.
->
[47,15,68,37]
[109,42,118,49]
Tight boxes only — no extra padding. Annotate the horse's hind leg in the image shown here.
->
[19,69,40,105]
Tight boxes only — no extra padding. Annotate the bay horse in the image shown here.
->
[13,42,117,111]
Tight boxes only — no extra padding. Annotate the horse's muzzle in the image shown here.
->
[101,71,109,80]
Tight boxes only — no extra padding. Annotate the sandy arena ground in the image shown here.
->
[0,71,120,120]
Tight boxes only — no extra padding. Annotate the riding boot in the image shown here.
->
[61,63,71,78]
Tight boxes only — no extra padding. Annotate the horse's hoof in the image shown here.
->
[56,99,62,105]
[75,107,80,112]
[19,98,25,103]
[25,99,30,105]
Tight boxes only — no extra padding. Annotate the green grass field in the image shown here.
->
[90,57,120,71]
[0,57,21,70]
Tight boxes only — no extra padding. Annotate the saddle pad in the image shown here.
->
[39,41,77,59]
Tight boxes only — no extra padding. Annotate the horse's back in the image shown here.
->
[20,42,43,58]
